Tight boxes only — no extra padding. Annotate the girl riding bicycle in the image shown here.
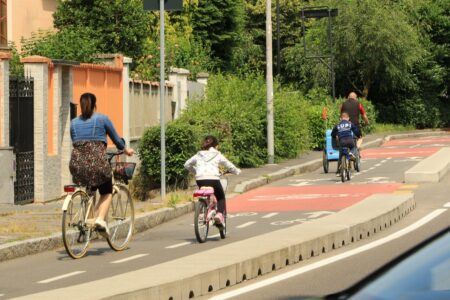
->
[184,136,241,226]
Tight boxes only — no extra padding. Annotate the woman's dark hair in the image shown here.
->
[201,135,218,150]
[80,92,97,119]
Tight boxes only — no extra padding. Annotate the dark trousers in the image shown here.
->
[196,179,226,214]
[337,137,356,172]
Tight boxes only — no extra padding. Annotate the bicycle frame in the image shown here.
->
[194,189,218,225]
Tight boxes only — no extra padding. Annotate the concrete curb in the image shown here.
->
[0,202,195,262]
[405,147,450,183]
[13,193,415,300]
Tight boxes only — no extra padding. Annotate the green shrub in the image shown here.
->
[179,73,267,167]
[395,97,441,129]
[138,121,199,189]
[274,91,311,158]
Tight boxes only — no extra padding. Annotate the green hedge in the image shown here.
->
[137,120,199,189]
[137,73,378,190]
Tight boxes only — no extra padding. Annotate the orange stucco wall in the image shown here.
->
[72,64,123,146]
[8,0,57,50]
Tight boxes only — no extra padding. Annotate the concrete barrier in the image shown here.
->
[404,147,450,183]
[13,193,415,300]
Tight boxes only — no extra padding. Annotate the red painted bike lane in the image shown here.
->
[227,134,450,214]
[227,183,401,213]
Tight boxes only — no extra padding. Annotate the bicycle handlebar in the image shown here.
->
[106,151,124,162]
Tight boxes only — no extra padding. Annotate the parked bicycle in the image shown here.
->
[193,177,228,243]
[62,151,135,259]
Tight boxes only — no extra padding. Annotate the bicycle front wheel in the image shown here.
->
[107,185,134,251]
[194,200,209,243]
[62,191,92,259]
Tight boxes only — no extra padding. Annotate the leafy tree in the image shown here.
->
[190,0,245,70]
[8,42,24,77]
[132,10,214,80]
[53,0,150,58]
[20,28,100,62]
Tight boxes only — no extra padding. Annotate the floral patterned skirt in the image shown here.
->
[69,141,112,187]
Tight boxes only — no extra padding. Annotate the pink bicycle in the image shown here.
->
[193,185,227,243]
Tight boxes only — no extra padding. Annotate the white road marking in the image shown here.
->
[444,202,450,208]
[228,212,258,218]
[262,213,279,219]
[209,233,221,238]
[304,211,333,218]
[38,271,86,284]
[210,209,447,300]
[271,219,306,226]
[0,294,4,297]
[110,254,149,263]
[374,163,382,167]
[236,221,256,229]
[250,194,364,201]
[165,242,192,249]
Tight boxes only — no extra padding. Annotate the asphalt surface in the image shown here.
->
[201,139,450,299]
[1,134,449,299]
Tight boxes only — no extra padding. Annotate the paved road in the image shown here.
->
[1,135,449,299]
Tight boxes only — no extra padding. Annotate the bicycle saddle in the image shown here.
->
[194,187,215,197]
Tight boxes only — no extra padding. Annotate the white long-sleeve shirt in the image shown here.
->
[184,147,241,180]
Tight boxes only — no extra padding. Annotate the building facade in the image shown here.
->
[1,0,57,48]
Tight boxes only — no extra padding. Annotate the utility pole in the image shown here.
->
[276,0,281,76]
[159,0,166,200]
[266,0,274,164]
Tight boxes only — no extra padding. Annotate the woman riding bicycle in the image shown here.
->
[69,92,134,238]
[184,136,241,226]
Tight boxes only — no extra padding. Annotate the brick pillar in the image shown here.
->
[168,67,190,119]
[0,51,11,147]
[122,57,132,148]
[21,56,51,202]
[196,72,209,85]
[60,65,73,189]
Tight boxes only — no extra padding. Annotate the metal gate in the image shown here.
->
[9,76,34,204]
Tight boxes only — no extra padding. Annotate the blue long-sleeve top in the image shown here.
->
[331,120,361,140]
[70,112,125,149]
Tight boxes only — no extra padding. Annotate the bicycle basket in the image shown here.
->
[112,162,136,180]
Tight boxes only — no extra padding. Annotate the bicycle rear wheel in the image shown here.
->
[219,214,227,239]
[107,185,134,251]
[194,200,209,243]
[62,191,92,259]
[322,151,329,173]
[355,152,361,172]
[340,156,347,183]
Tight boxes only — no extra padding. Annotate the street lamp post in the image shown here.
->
[266,0,274,164]
[143,0,183,200]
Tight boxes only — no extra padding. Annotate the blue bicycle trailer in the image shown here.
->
[322,129,340,173]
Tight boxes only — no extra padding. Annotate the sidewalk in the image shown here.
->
[0,130,439,261]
